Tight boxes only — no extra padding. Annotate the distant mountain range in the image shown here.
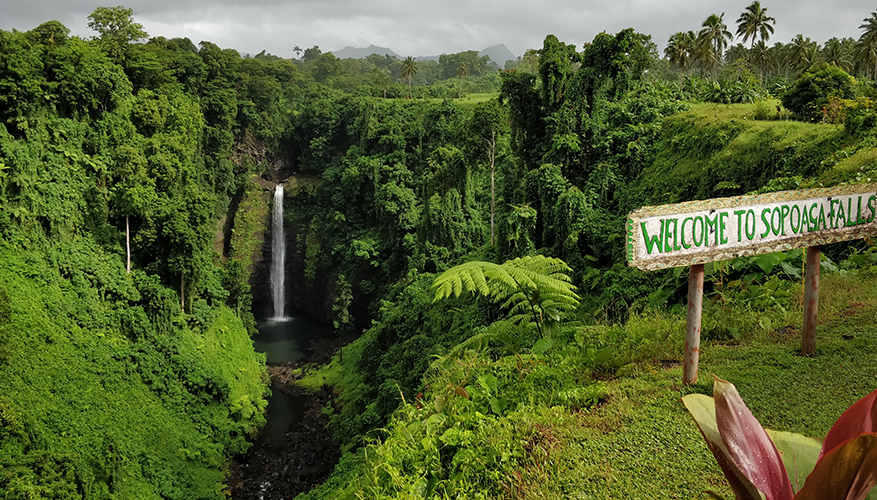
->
[478,44,516,67]
[330,44,399,59]
[330,43,517,66]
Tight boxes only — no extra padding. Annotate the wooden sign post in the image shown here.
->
[627,185,877,384]
[684,264,704,385]
[802,246,820,355]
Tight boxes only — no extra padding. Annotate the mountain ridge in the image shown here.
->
[329,43,517,65]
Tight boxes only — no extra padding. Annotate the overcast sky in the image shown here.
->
[2,0,874,59]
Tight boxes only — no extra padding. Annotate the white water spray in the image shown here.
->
[271,184,288,320]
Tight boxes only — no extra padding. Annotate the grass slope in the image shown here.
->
[641,101,877,205]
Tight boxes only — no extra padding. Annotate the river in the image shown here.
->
[228,311,341,499]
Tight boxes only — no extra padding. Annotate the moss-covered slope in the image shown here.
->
[0,244,267,499]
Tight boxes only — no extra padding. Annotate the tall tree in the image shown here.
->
[858,11,877,79]
[822,37,854,72]
[751,40,772,79]
[87,6,147,61]
[699,13,733,77]
[665,31,698,75]
[468,99,507,245]
[789,34,819,74]
[400,56,418,98]
[370,68,393,98]
[725,43,749,64]
[735,1,776,62]
[770,41,791,78]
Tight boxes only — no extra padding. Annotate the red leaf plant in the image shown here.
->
[683,376,877,500]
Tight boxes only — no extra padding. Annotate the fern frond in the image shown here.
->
[432,255,582,333]
[432,261,514,301]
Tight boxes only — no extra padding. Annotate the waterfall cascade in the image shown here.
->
[270,184,288,320]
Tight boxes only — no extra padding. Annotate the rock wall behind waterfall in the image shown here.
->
[236,176,335,325]
[229,175,369,328]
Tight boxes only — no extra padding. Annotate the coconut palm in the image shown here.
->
[788,34,819,74]
[699,13,733,77]
[858,11,877,79]
[857,38,877,79]
[751,40,772,79]
[400,56,418,99]
[725,43,749,64]
[770,41,791,79]
[822,37,854,73]
[665,31,698,75]
[736,1,776,53]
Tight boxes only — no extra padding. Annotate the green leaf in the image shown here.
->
[489,397,508,415]
[478,374,498,394]
[532,337,554,355]
[765,429,821,494]
[753,253,784,274]
[593,347,616,366]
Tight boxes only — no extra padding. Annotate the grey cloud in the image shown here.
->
[2,0,877,60]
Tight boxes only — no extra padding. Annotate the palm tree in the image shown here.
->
[725,43,749,64]
[665,31,698,75]
[789,34,819,74]
[857,38,877,79]
[751,40,772,79]
[822,37,854,72]
[858,11,877,79]
[699,13,733,77]
[400,56,418,99]
[770,41,791,79]
[736,1,776,58]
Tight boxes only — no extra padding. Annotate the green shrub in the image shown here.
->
[752,101,772,120]
[781,66,858,122]
[842,97,877,136]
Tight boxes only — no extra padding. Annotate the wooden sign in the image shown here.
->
[627,183,877,385]
[627,184,877,271]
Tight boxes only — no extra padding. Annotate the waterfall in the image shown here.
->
[271,184,288,320]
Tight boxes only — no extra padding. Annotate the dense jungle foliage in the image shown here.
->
[0,9,291,498]
[3,4,877,499]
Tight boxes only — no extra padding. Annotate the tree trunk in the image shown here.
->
[125,215,131,274]
[180,274,185,312]
[489,131,496,246]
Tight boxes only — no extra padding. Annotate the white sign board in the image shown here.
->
[627,185,877,271]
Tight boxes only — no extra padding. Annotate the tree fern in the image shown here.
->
[432,255,580,336]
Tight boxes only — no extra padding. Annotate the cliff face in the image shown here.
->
[242,176,335,325]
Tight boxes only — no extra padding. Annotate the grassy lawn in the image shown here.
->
[532,269,877,499]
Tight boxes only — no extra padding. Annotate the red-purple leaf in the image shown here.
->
[795,433,877,500]
[682,393,763,500]
[713,376,794,500]
[820,389,877,460]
